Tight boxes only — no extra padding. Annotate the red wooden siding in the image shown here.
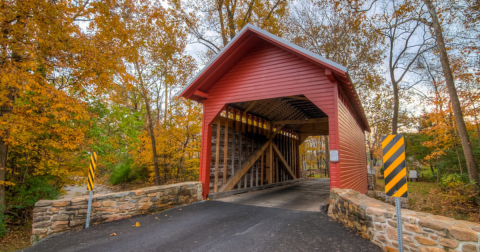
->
[199,103,213,198]
[337,90,368,193]
[198,44,344,197]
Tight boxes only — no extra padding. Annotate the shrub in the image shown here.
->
[110,162,135,185]
[439,173,479,221]
[0,205,8,237]
[441,173,470,186]
[2,175,59,236]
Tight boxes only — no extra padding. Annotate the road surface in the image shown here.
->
[24,179,380,252]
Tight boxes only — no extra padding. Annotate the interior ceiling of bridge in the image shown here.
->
[229,95,328,133]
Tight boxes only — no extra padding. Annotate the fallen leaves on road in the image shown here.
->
[155,217,158,219]
[133,222,140,227]
[110,233,116,236]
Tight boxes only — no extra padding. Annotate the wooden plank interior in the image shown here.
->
[223,109,229,184]
[207,99,330,194]
[272,142,297,179]
[231,108,236,178]
[219,124,284,192]
[214,119,221,193]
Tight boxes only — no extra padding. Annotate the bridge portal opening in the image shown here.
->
[208,96,328,197]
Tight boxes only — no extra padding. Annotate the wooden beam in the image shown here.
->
[214,119,221,193]
[219,124,285,192]
[271,142,297,179]
[325,69,336,82]
[287,96,309,101]
[244,100,257,114]
[298,131,329,135]
[272,118,328,125]
[193,90,209,99]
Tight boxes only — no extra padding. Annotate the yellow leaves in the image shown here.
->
[133,222,140,227]
[110,233,116,236]
[0,181,16,187]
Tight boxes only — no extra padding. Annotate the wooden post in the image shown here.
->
[297,137,301,178]
[231,108,236,178]
[289,132,293,178]
[261,152,264,185]
[289,132,292,170]
[239,112,244,188]
[275,154,279,183]
[268,143,273,184]
[261,119,265,185]
[292,134,296,177]
[214,118,221,193]
[223,109,229,185]
[285,131,292,171]
[249,115,253,188]
[255,118,259,185]
[266,121,272,184]
[244,113,249,188]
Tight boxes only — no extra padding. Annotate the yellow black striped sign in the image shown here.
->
[87,152,97,191]
[382,135,407,197]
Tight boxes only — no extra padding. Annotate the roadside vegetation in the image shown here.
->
[375,167,480,223]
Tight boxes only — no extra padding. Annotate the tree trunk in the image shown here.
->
[163,83,168,184]
[469,96,480,143]
[0,140,7,215]
[0,88,14,215]
[391,78,399,135]
[423,0,479,183]
[135,61,161,185]
[436,165,440,183]
[145,99,160,185]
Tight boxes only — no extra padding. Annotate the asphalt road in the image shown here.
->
[23,179,381,252]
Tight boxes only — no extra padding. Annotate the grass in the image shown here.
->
[307,174,330,179]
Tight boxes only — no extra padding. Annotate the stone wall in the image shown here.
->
[32,182,203,243]
[329,188,480,252]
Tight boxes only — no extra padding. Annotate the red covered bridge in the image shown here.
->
[179,24,370,199]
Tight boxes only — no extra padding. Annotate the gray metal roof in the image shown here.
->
[177,24,347,96]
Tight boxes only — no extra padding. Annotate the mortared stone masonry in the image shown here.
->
[329,188,480,252]
[31,182,202,243]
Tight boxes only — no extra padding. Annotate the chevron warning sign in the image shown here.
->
[87,152,97,191]
[382,135,407,197]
